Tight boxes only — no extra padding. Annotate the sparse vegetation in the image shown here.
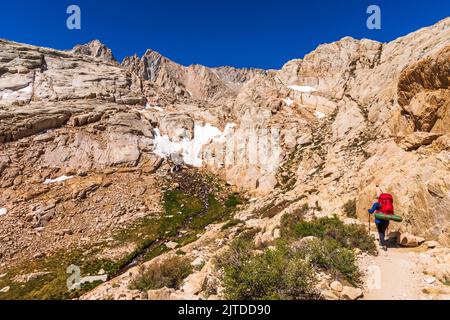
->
[344,199,357,218]
[0,169,242,300]
[218,212,376,298]
[297,238,360,284]
[280,203,309,239]
[222,240,318,300]
[292,216,377,254]
[129,256,192,291]
[225,193,242,208]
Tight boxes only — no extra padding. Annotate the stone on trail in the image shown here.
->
[341,286,363,300]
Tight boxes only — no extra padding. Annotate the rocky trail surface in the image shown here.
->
[362,245,426,300]
[360,233,450,300]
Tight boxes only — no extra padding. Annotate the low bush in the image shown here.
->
[293,216,376,254]
[129,256,192,291]
[225,193,242,208]
[298,238,360,285]
[222,244,318,300]
[343,199,357,218]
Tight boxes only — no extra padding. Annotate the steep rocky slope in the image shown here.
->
[0,18,449,300]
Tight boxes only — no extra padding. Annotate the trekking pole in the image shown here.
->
[368,212,371,233]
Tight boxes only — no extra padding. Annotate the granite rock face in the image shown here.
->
[70,40,118,63]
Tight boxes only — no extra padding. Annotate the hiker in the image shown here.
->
[368,193,394,249]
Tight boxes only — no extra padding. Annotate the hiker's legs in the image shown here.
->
[376,221,389,247]
[375,223,383,245]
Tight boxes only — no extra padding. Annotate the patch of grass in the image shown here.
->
[0,247,121,300]
[222,243,318,300]
[343,199,357,218]
[190,194,226,229]
[175,249,186,256]
[161,190,204,237]
[129,256,192,291]
[225,193,242,208]
[292,216,377,254]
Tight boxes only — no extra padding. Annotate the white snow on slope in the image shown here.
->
[44,175,74,185]
[153,123,236,167]
[315,110,326,119]
[283,98,294,106]
[287,85,317,93]
[145,103,164,112]
[0,208,6,216]
[1,84,33,101]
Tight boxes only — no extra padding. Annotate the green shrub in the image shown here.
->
[344,199,357,218]
[280,203,309,239]
[215,229,257,270]
[222,244,318,300]
[225,193,242,208]
[129,256,192,291]
[293,216,376,254]
[298,239,360,284]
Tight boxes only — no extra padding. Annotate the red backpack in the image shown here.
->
[378,194,394,215]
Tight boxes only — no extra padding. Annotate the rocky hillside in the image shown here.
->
[0,18,449,300]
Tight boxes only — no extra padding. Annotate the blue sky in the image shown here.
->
[0,0,448,69]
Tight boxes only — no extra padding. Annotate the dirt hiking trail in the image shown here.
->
[357,228,435,300]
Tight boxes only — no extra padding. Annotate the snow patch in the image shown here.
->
[1,84,33,101]
[287,85,317,93]
[0,208,6,216]
[153,123,236,167]
[145,103,164,112]
[314,111,326,119]
[283,98,294,106]
[44,175,74,185]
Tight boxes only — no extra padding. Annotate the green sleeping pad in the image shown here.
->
[375,213,403,222]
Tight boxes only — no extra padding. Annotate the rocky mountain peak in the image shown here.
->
[70,40,117,63]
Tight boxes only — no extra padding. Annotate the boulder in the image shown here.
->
[321,289,339,300]
[330,280,343,293]
[400,132,442,151]
[425,264,450,284]
[399,233,425,247]
[0,286,10,293]
[159,113,194,141]
[422,240,440,249]
[341,286,363,300]
[164,241,178,250]
[256,174,278,194]
[423,276,436,285]
[181,272,205,296]
[191,257,205,268]
[147,287,175,300]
